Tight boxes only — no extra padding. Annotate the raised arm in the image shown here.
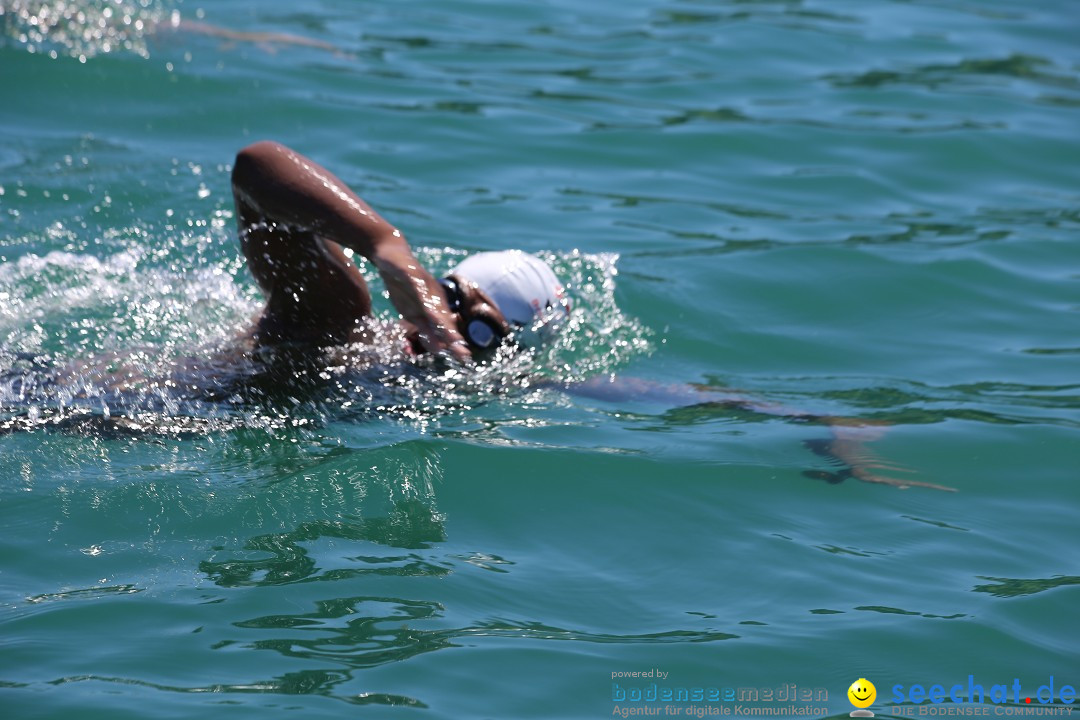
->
[231,141,469,362]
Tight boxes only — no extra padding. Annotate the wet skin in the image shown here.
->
[231,140,472,362]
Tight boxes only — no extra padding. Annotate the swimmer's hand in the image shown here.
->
[373,244,472,364]
[809,418,957,492]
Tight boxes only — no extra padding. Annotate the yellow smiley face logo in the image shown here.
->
[848,679,876,708]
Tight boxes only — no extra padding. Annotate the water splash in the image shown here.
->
[0,244,651,436]
[0,0,173,60]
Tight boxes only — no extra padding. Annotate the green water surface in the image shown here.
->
[1,0,1078,718]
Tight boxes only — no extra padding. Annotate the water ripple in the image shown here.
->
[828,54,1080,92]
[26,584,143,603]
[224,605,739,671]
[200,510,450,588]
[972,575,1080,599]
[45,672,425,707]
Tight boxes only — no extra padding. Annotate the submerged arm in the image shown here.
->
[175,19,341,55]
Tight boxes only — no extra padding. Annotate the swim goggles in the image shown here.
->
[438,277,509,351]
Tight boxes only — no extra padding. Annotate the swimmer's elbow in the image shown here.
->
[232,140,290,189]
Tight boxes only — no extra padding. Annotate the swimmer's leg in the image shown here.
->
[232,160,373,345]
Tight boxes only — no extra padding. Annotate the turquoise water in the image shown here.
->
[2,0,1079,718]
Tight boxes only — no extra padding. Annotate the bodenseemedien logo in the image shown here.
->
[848,678,877,717]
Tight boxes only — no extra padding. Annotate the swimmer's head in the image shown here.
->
[442,250,571,351]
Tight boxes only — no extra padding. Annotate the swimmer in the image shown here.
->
[0,142,574,433]
[0,142,951,490]
[230,140,570,363]
[230,147,951,490]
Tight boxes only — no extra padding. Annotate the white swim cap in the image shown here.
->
[449,250,571,347]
